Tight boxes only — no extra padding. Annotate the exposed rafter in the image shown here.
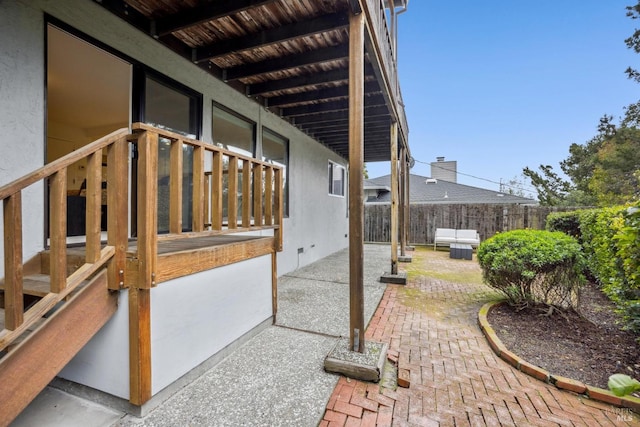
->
[224,44,349,81]
[194,12,349,63]
[152,0,279,37]
[266,81,379,107]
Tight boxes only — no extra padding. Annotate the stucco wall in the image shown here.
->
[150,255,272,394]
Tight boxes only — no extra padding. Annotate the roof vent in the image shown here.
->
[425,178,438,184]
[496,193,505,197]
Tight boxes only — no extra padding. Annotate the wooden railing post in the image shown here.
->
[264,167,273,226]
[211,151,223,231]
[253,163,263,226]
[107,137,129,290]
[228,156,238,229]
[130,129,156,407]
[86,151,102,263]
[274,168,283,252]
[169,139,183,234]
[49,170,67,294]
[242,160,251,228]
[192,145,205,232]
[136,130,158,289]
[3,192,23,330]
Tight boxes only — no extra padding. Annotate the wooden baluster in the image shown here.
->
[242,160,251,228]
[264,167,273,226]
[228,156,238,229]
[204,172,211,229]
[211,151,223,231]
[169,138,183,234]
[192,145,204,232]
[3,192,23,330]
[274,168,283,252]
[49,170,67,294]
[107,137,128,290]
[253,163,263,227]
[137,131,158,289]
[86,151,102,263]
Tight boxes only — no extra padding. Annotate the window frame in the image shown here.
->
[262,127,289,217]
[328,161,346,197]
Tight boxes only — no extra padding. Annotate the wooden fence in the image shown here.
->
[365,204,578,244]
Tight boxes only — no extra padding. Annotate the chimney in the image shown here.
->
[430,157,457,183]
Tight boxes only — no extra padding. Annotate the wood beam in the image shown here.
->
[248,68,349,96]
[224,44,349,81]
[194,12,349,63]
[282,94,385,117]
[153,0,279,37]
[399,146,406,256]
[291,106,389,125]
[348,11,365,354]
[267,81,379,107]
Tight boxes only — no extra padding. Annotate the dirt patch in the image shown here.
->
[488,282,640,391]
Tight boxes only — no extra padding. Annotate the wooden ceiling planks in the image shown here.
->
[96,0,401,162]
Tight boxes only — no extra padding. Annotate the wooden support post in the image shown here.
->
[49,170,67,294]
[399,146,406,256]
[169,139,183,234]
[349,11,365,353]
[129,286,152,406]
[86,151,102,263]
[390,122,399,275]
[404,153,411,248]
[107,137,129,290]
[271,251,278,323]
[137,131,158,289]
[192,145,205,232]
[4,192,23,330]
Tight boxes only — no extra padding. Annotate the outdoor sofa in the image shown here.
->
[434,228,481,250]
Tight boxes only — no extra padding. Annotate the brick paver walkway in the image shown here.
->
[320,249,639,426]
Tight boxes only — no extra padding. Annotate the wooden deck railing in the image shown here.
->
[0,128,129,351]
[0,123,283,349]
[362,0,409,137]
[129,123,283,290]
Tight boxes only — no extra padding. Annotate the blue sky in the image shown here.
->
[366,1,639,198]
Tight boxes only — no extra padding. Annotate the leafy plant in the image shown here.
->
[608,373,640,397]
[477,230,585,310]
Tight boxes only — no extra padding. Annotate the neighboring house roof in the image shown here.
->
[365,174,537,205]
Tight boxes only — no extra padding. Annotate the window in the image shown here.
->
[328,161,345,196]
[262,128,289,216]
[138,72,202,233]
[212,104,255,156]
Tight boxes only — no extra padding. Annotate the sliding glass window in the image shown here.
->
[262,128,289,217]
[142,73,201,233]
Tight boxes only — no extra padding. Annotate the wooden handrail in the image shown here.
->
[0,128,128,348]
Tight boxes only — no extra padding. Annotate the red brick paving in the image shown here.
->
[320,249,640,426]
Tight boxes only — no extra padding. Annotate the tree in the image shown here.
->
[588,127,640,205]
[523,165,571,206]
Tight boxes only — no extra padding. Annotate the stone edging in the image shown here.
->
[478,301,640,415]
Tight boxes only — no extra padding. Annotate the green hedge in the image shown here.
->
[477,229,586,309]
[547,205,640,334]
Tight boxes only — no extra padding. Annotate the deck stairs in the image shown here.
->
[0,251,118,426]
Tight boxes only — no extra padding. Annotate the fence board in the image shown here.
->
[365,204,577,244]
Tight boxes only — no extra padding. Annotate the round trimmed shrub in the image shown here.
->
[477,229,586,309]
